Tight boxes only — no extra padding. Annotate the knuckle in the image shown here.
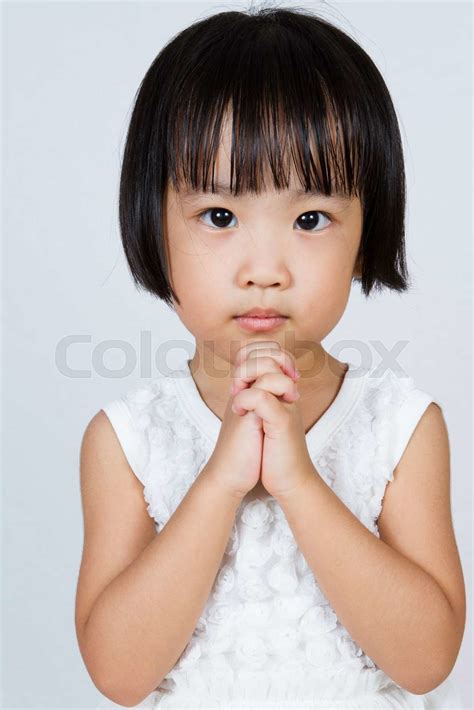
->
[265,356,283,370]
[256,373,272,387]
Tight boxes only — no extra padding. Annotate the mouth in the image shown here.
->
[235,308,287,318]
[233,314,288,332]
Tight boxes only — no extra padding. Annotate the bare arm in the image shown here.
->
[76,412,241,707]
[275,404,465,695]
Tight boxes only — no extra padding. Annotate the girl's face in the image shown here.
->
[163,117,363,388]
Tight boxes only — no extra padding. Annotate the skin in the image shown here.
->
[162,159,466,691]
[75,119,464,707]
[163,113,364,437]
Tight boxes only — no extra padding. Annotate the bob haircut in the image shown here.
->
[119,4,410,309]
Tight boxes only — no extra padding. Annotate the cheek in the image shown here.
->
[298,246,340,291]
[168,232,230,326]
[296,249,353,323]
[172,271,224,334]
[302,236,354,286]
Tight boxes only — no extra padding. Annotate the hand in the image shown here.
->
[230,341,316,499]
[203,363,265,503]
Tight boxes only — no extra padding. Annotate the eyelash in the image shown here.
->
[196,208,333,232]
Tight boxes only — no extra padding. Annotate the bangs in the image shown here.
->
[163,13,369,200]
[119,6,409,305]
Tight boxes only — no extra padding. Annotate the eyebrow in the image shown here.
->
[180,184,353,204]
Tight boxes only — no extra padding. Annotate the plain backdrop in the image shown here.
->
[2,1,472,708]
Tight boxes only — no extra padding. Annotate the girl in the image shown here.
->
[75,4,466,710]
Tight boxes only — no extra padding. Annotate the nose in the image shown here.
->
[238,255,291,290]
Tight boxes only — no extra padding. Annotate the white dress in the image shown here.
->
[96,355,463,710]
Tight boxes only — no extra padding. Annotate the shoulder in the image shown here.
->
[359,366,440,472]
[95,373,178,485]
[101,371,180,428]
[362,365,422,413]
[103,374,174,418]
[377,396,449,525]
[384,398,449,492]
[79,408,143,488]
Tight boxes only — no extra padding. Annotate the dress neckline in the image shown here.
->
[172,354,369,456]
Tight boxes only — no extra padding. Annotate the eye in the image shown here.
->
[295,210,332,232]
[198,208,237,230]
[196,207,332,231]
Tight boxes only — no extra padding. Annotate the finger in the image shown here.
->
[231,356,286,396]
[231,372,299,414]
[233,341,281,369]
[253,372,300,404]
[247,348,300,380]
[231,387,296,428]
[231,351,299,395]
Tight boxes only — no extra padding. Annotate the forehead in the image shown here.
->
[169,109,358,206]
[175,170,354,205]
[176,183,354,208]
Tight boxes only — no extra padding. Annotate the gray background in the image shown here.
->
[2,0,472,708]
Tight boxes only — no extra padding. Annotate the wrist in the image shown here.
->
[199,464,246,507]
[273,470,316,506]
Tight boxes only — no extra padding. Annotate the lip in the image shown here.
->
[234,315,288,332]
[236,308,286,318]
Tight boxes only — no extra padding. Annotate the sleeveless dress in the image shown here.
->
[97,355,463,710]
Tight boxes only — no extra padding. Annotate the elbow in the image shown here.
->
[416,629,464,694]
[399,605,465,695]
[395,649,459,696]
[86,666,142,707]
[79,627,164,707]
[96,684,148,709]
[89,662,170,706]
[416,656,460,696]
[401,669,452,697]
[96,674,164,708]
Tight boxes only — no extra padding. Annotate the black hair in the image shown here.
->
[119,3,410,308]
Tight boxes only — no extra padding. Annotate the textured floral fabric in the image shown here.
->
[99,357,462,710]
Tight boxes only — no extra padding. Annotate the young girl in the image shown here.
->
[75,5,466,710]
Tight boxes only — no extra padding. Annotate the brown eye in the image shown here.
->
[199,208,237,229]
[295,211,331,231]
[197,207,332,232]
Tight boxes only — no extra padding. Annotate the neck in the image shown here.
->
[187,341,347,406]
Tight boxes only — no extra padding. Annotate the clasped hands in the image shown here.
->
[229,341,316,500]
